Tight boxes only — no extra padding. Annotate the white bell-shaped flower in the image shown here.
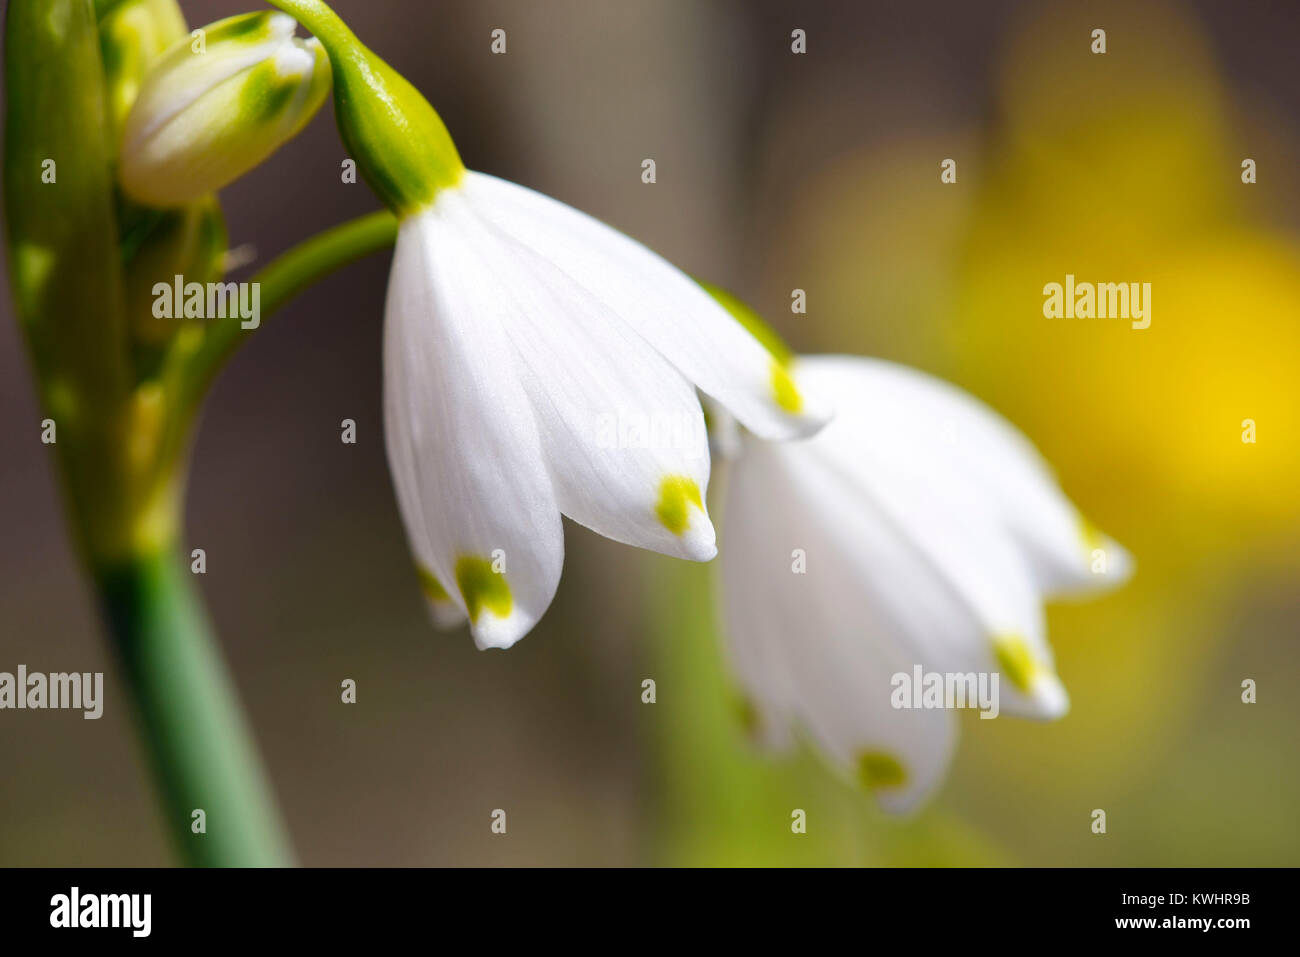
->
[264,0,829,648]
[384,175,828,649]
[719,354,1132,812]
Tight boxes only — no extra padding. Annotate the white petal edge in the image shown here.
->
[451,197,717,560]
[383,200,565,650]
[460,171,831,441]
[793,355,1133,597]
[718,447,958,812]
[755,424,1065,719]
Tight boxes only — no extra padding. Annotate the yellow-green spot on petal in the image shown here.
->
[732,691,760,737]
[415,564,449,602]
[655,475,703,535]
[454,555,512,623]
[1077,513,1106,553]
[994,634,1037,692]
[771,361,803,414]
[858,751,907,791]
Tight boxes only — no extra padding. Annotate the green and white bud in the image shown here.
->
[267,0,465,216]
[118,11,331,207]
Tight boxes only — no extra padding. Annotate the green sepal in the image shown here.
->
[267,0,465,216]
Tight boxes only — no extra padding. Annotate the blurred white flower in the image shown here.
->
[718,355,1132,812]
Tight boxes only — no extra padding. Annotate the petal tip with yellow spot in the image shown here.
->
[654,475,716,560]
[857,750,908,792]
[994,633,1069,718]
[453,555,521,649]
[415,564,465,629]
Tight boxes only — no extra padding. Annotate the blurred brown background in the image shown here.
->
[2,0,1298,865]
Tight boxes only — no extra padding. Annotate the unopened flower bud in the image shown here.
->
[119,11,330,207]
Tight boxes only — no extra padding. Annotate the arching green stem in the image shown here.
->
[178,208,398,407]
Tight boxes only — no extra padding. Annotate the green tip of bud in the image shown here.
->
[267,0,464,216]
[118,11,332,207]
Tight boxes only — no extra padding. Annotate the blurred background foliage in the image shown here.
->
[2,0,1297,865]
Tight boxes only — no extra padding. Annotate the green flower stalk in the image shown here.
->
[266,0,463,213]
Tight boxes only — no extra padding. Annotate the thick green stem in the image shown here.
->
[99,211,396,866]
[93,210,396,867]
[96,549,293,866]
[252,208,399,324]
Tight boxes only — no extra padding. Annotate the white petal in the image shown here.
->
[125,13,301,147]
[383,200,564,650]
[718,450,957,812]
[731,406,1068,720]
[460,172,830,440]
[775,368,1068,718]
[451,198,716,560]
[795,356,1133,596]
